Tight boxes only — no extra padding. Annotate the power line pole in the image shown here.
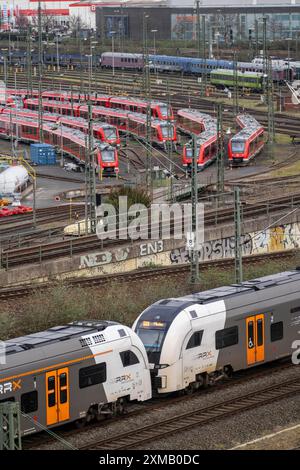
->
[196,0,201,59]
[267,56,275,160]
[26,26,33,95]
[190,133,200,284]
[254,18,259,58]
[234,186,243,284]
[233,51,239,117]
[143,13,152,194]
[0,402,22,450]
[38,1,43,142]
[86,102,97,235]
[202,15,207,95]
[217,103,224,195]
[262,16,268,77]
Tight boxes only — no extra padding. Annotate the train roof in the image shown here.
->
[231,114,264,141]
[0,321,131,373]
[211,68,263,78]
[2,320,120,356]
[139,269,300,322]
[1,106,115,131]
[0,113,103,148]
[178,108,217,147]
[102,52,143,59]
[109,95,169,108]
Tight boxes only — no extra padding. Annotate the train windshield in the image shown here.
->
[159,105,171,118]
[101,149,115,162]
[231,140,245,153]
[103,127,117,140]
[186,147,199,159]
[161,124,174,138]
[136,320,168,363]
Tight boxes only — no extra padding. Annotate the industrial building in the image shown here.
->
[94,0,300,43]
[1,0,300,43]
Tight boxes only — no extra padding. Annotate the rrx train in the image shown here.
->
[1,269,299,435]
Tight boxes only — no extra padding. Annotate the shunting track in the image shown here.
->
[80,377,300,450]
[23,358,295,450]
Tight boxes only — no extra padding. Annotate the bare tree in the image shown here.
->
[268,18,283,41]
[69,15,89,38]
[15,14,29,32]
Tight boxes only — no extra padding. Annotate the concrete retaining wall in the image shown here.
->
[1,212,300,287]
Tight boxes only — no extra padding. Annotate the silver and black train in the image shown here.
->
[133,269,300,394]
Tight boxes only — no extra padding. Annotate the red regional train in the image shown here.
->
[0,106,120,146]
[23,99,177,149]
[0,114,119,176]
[6,88,174,121]
[177,108,217,170]
[228,114,265,165]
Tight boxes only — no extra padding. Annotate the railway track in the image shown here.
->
[0,249,297,300]
[23,357,295,450]
[79,376,300,450]
[0,204,86,240]
[1,191,300,268]
[6,70,300,138]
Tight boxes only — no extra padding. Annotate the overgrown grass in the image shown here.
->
[269,159,300,178]
[1,255,299,340]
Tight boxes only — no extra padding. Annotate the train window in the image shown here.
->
[60,389,67,404]
[79,363,107,388]
[120,350,139,367]
[21,391,38,414]
[270,322,283,342]
[291,306,300,314]
[48,376,55,391]
[186,330,203,349]
[215,326,239,349]
[60,373,67,388]
[257,319,263,346]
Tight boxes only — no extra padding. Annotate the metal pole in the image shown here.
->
[87,103,97,234]
[190,133,200,284]
[56,35,60,73]
[217,103,224,195]
[233,51,239,117]
[33,177,36,228]
[38,1,43,143]
[234,186,243,283]
[0,402,22,450]
[262,16,267,76]
[267,56,275,160]
[202,15,207,95]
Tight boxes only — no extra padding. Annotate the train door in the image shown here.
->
[246,314,265,366]
[46,368,70,426]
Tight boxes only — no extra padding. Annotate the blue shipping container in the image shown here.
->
[30,143,57,165]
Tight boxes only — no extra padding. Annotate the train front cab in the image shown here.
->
[228,138,247,165]
[182,140,216,171]
[98,146,119,177]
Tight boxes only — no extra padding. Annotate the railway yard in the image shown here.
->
[0,37,300,456]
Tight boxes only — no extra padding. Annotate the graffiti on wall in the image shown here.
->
[80,241,164,268]
[170,223,300,264]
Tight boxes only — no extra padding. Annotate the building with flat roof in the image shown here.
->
[94,1,300,45]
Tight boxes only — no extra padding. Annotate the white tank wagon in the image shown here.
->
[0,165,29,195]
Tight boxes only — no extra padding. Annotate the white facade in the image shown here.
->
[0,0,97,30]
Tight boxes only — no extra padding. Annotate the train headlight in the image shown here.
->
[154,364,169,369]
